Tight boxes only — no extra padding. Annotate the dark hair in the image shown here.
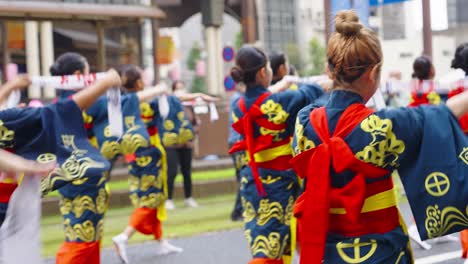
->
[118,64,142,91]
[289,64,297,76]
[50,52,87,76]
[172,80,184,92]
[269,51,287,77]
[230,46,267,86]
[412,56,433,80]
[451,43,468,69]
[452,43,468,75]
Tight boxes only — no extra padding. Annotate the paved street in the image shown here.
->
[44,202,466,264]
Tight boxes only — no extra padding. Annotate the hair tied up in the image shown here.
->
[49,63,60,76]
[335,10,363,37]
[230,66,244,83]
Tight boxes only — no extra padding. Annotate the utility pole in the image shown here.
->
[324,0,331,44]
[422,0,432,58]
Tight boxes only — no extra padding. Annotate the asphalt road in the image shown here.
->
[44,202,466,264]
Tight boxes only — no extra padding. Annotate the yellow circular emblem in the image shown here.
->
[425,172,450,197]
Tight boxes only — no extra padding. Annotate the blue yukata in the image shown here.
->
[291,90,468,263]
[0,99,110,244]
[141,95,194,148]
[84,93,167,236]
[229,84,324,264]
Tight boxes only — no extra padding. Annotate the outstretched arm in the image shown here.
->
[0,149,56,177]
[0,75,30,106]
[176,92,218,103]
[137,83,168,102]
[446,90,468,118]
[72,69,122,110]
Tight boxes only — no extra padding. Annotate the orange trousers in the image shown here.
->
[249,258,283,264]
[56,241,100,264]
[462,229,468,258]
[129,207,162,240]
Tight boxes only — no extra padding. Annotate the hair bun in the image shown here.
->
[335,10,362,37]
[49,63,60,76]
[230,66,244,83]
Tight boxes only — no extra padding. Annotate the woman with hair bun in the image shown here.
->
[291,10,468,263]
[408,56,441,107]
[229,45,324,264]
[269,51,289,85]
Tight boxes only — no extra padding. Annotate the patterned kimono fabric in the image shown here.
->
[291,90,468,263]
[412,80,468,259]
[0,99,111,264]
[229,84,324,264]
[140,95,194,202]
[84,93,167,240]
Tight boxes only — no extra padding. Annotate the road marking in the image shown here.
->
[415,250,463,264]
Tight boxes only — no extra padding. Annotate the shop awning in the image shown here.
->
[0,1,166,21]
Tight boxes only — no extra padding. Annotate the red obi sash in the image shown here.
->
[229,93,292,197]
[290,104,399,264]
[448,85,468,134]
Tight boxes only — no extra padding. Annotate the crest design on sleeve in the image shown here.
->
[425,205,468,238]
[355,115,405,168]
[460,147,468,165]
[425,172,450,197]
[41,135,106,193]
[0,120,15,148]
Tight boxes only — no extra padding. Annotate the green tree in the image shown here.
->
[306,37,326,76]
[186,42,207,93]
[191,76,207,93]
[187,42,202,71]
[285,43,302,73]
[235,31,243,50]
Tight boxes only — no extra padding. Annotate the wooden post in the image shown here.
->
[151,18,160,84]
[324,0,331,44]
[25,21,41,98]
[242,0,257,43]
[1,21,9,83]
[96,21,106,71]
[422,0,432,59]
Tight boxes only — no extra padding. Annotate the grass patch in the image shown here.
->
[45,168,235,198]
[41,193,242,257]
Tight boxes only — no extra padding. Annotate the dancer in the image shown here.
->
[408,56,443,106]
[112,65,182,264]
[228,82,246,221]
[229,46,324,264]
[291,10,468,263]
[0,67,121,264]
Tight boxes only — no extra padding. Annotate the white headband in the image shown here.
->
[30,73,107,90]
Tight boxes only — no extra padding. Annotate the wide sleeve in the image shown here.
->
[278,83,325,127]
[393,105,468,240]
[38,100,110,195]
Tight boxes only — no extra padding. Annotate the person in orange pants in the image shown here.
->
[112,65,182,264]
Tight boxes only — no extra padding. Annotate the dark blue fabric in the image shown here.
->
[293,90,468,244]
[148,95,194,147]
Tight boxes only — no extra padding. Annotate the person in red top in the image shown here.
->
[291,10,468,263]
